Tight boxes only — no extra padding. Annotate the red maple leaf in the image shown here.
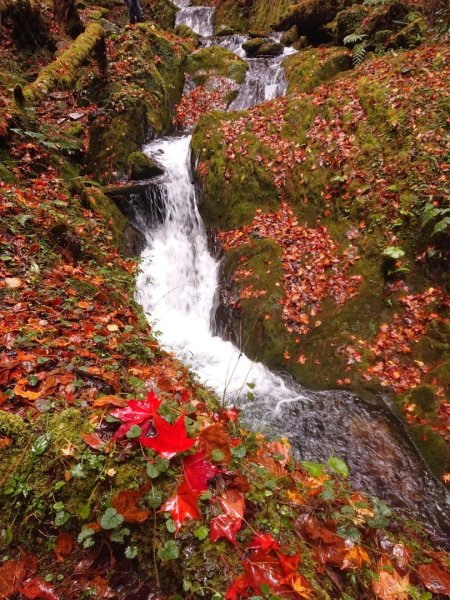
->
[140,413,196,458]
[160,480,201,531]
[182,451,219,491]
[248,532,280,552]
[210,489,245,544]
[111,391,161,440]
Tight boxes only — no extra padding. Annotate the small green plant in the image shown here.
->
[422,202,450,238]
[343,34,368,66]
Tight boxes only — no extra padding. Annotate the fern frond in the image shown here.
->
[432,216,450,236]
[352,44,367,66]
[343,33,367,46]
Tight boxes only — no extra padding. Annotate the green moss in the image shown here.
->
[408,425,450,481]
[249,0,296,32]
[0,161,15,183]
[114,461,147,489]
[23,23,105,103]
[185,46,248,85]
[213,0,252,33]
[224,240,289,368]
[87,23,190,183]
[0,410,27,437]
[144,0,177,30]
[284,47,352,94]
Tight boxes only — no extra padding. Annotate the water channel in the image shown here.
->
[134,1,450,547]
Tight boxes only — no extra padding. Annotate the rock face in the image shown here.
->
[87,23,193,183]
[127,151,164,181]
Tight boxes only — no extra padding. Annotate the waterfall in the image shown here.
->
[176,7,215,37]
[134,3,450,546]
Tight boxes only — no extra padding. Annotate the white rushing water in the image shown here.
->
[136,136,307,410]
[229,46,296,111]
[176,6,215,37]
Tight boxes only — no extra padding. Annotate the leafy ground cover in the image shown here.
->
[0,0,450,597]
[192,38,450,480]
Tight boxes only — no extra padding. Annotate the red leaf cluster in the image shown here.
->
[221,203,361,335]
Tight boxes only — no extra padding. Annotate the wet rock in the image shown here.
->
[242,37,283,57]
[99,18,120,35]
[387,17,426,49]
[128,151,164,181]
[293,35,309,50]
[275,0,361,44]
[281,25,300,46]
[249,30,268,39]
[215,24,236,36]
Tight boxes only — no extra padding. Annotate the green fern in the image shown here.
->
[352,44,367,66]
[433,216,450,236]
[343,33,367,47]
[421,203,450,238]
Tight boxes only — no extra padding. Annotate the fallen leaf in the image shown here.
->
[160,480,201,532]
[140,413,196,459]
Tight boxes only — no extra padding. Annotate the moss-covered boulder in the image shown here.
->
[242,37,283,57]
[186,46,248,86]
[127,151,164,180]
[281,24,300,46]
[275,0,361,42]
[215,23,236,36]
[87,23,193,182]
[284,46,352,93]
[141,0,177,30]
[192,111,280,229]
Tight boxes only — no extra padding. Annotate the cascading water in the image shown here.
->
[176,6,215,37]
[135,3,450,546]
[229,48,296,111]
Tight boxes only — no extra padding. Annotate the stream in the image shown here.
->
[135,1,450,547]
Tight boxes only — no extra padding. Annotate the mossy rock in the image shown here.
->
[215,24,236,36]
[174,23,199,42]
[242,37,283,57]
[257,41,284,57]
[128,151,164,180]
[334,5,368,43]
[186,46,248,85]
[249,0,298,33]
[284,46,352,93]
[242,37,266,56]
[192,111,281,230]
[404,385,439,415]
[276,0,361,43]
[387,17,426,49]
[212,0,252,33]
[281,25,300,46]
[142,0,177,30]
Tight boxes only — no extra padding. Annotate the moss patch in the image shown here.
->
[185,46,248,85]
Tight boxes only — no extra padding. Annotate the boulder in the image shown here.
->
[242,37,283,57]
[215,24,236,36]
[281,25,300,46]
[127,151,164,181]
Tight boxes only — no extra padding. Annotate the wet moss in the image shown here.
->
[193,112,280,229]
[284,46,352,93]
[185,46,248,85]
[22,23,105,103]
[249,0,296,33]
